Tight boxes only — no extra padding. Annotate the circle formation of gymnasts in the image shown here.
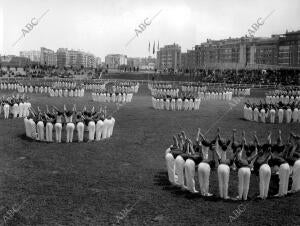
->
[165,128,300,200]
[149,82,251,111]
[0,94,31,119]
[244,101,300,123]
[24,104,115,143]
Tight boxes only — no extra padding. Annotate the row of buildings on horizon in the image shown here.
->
[0,30,299,71]
[177,30,300,72]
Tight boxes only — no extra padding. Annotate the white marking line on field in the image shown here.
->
[204,107,232,136]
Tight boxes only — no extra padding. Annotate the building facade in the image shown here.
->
[40,47,57,66]
[19,50,41,62]
[156,43,181,71]
[105,54,127,69]
[188,30,300,70]
[57,49,96,68]
[56,48,69,68]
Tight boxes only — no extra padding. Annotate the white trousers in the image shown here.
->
[4,104,9,119]
[55,123,62,143]
[292,160,300,192]
[218,164,230,199]
[165,151,176,184]
[278,163,290,196]
[175,156,185,188]
[37,121,44,141]
[66,123,75,143]
[238,167,251,200]
[46,122,53,142]
[76,122,84,142]
[198,162,211,195]
[184,159,197,192]
[259,164,271,198]
[95,120,104,140]
[88,121,96,141]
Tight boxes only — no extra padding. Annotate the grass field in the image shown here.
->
[0,84,299,226]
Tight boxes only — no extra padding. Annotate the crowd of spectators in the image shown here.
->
[0,66,299,85]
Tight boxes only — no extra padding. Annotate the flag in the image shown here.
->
[157,41,159,50]
[148,41,150,53]
[153,41,155,55]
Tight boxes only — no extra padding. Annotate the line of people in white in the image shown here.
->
[106,83,140,94]
[49,88,85,97]
[152,96,201,111]
[24,105,115,143]
[84,82,106,90]
[165,129,300,200]
[0,95,31,119]
[184,87,251,96]
[148,83,172,89]
[244,102,300,123]
[266,94,300,105]
[150,88,179,97]
[0,82,18,90]
[92,92,133,103]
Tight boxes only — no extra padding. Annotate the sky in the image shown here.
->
[0,0,299,60]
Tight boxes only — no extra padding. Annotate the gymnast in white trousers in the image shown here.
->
[252,132,272,199]
[96,119,104,141]
[66,120,75,143]
[165,147,177,185]
[4,104,10,119]
[165,136,181,185]
[197,129,213,196]
[54,111,63,143]
[216,129,232,199]
[64,106,75,143]
[102,118,109,139]
[88,120,96,141]
[36,120,45,141]
[270,151,290,196]
[184,139,200,193]
[175,155,186,189]
[76,114,85,142]
[286,133,300,193]
[45,120,54,142]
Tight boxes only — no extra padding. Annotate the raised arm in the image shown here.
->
[241,130,246,146]
[266,131,272,145]
[232,129,237,144]
[253,131,260,147]
[196,128,201,143]
[277,130,282,146]
[172,135,179,148]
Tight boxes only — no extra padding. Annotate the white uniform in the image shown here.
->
[88,120,96,141]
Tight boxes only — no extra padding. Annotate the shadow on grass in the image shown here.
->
[17,133,37,142]
[153,171,228,202]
